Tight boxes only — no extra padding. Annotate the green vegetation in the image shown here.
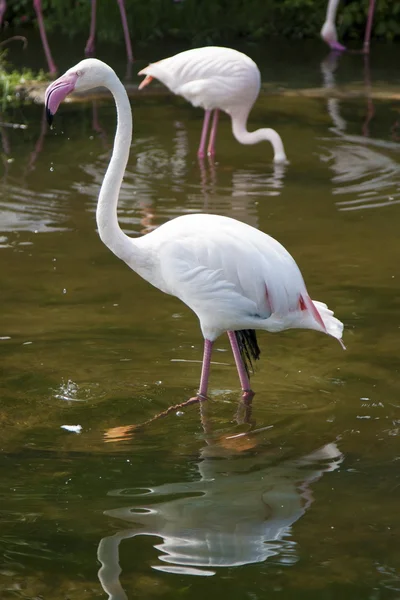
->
[0,50,46,110]
[3,0,400,45]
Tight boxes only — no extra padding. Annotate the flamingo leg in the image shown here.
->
[363,0,376,54]
[195,339,213,398]
[85,0,97,56]
[0,0,6,28]
[117,0,134,63]
[197,109,212,158]
[207,108,219,157]
[105,339,213,441]
[227,331,254,399]
[33,0,57,75]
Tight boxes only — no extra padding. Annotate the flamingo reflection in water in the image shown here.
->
[320,51,400,212]
[98,407,343,598]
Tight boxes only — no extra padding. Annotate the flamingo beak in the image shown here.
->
[45,72,79,125]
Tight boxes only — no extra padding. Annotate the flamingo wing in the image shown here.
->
[150,215,302,338]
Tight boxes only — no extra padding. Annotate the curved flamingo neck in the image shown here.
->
[325,0,340,24]
[96,73,137,264]
[231,111,287,163]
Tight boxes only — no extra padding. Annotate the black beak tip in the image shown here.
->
[46,106,54,126]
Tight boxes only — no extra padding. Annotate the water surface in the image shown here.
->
[1,39,400,599]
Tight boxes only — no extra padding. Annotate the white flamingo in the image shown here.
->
[138,46,287,163]
[45,59,344,403]
[321,0,376,53]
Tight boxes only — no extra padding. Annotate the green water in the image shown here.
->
[1,40,400,599]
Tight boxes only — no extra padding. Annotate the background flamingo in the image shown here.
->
[0,0,133,75]
[45,58,344,404]
[321,0,376,53]
[138,46,287,163]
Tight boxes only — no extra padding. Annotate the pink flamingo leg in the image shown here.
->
[0,0,6,27]
[85,0,97,55]
[197,110,212,158]
[207,108,219,157]
[117,0,134,63]
[227,331,254,400]
[33,0,57,75]
[195,339,213,398]
[363,0,376,54]
[330,40,346,52]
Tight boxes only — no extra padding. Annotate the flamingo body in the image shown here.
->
[45,59,344,401]
[135,212,343,343]
[140,46,260,113]
[139,47,287,163]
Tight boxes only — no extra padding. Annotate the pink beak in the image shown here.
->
[45,72,79,125]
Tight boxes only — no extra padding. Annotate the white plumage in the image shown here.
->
[136,213,342,342]
[45,59,344,402]
[139,46,287,163]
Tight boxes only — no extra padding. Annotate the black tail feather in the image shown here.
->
[235,329,261,378]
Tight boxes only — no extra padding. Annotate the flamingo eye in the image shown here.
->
[76,70,82,77]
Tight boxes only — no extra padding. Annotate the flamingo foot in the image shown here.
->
[104,394,207,442]
[329,41,346,52]
[85,37,95,56]
[187,393,208,404]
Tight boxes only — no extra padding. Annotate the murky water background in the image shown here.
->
[1,35,400,599]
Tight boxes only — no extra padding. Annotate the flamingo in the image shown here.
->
[45,58,344,403]
[138,46,287,163]
[321,0,376,53]
[0,0,133,76]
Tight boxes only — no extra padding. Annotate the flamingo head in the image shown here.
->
[45,58,116,125]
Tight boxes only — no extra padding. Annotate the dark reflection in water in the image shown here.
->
[97,403,342,598]
[320,52,400,212]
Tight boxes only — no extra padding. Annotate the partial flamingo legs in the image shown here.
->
[197,109,212,158]
[322,0,376,54]
[117,0,134,63]
[227,331,254,400]
[198,109,220,158]
[33,0,57,75]
[85,0,97,55]
[207,109,219,157]
[85,0,133,63]
[195,339,213,399]
[0,0,6,26]
[363,0,376,54]
[0,0,133,75]
[193,333,254,401]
